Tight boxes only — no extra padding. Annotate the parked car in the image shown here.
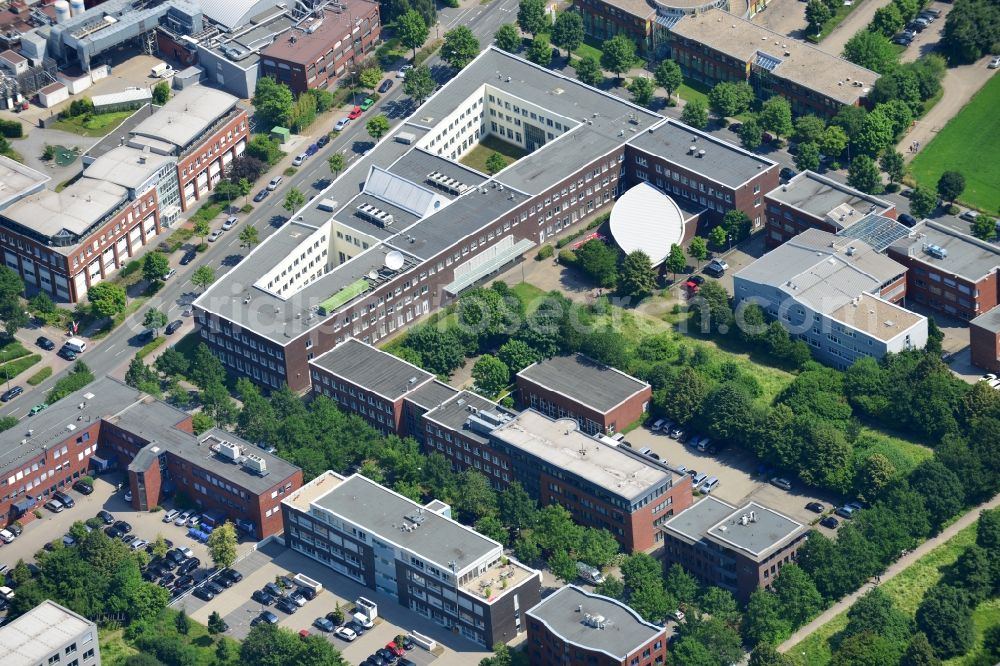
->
[1,386,23,402]
[347,107,363,120]
[174,511,193,526]
[386,642,406,657]
[898,213,918,227]
[835,505,857,519]
[669,425,685,439]
[180,250,197,265]
[990,55,1000,69]
[220,568,243,584]
[44,498,64,513]
[313,617,335,632]
[36,336,55,350]
[0,529,15,544]
[253,611,279,625]
[58,347,77,361]
[253,188,270,202]
[162,268,177,281]
[651,418,665,431]
[275,598,298,614]
[378,79,393,93]
[806,501,825,513]
[267,176,283,191]
[222,216,238,231]
[174,574,195,590]
[159,573,176,588]
[72,481,93,495]
[178,557,201,575]
[334,117,350,131]
[820,516,840,529]
[53,490,75,508]
[317,134,330,148]
[360,97,375,111]
[960,209,980,222]
[305,143,319,156]
[264,582,283,598]
[97,510,114,525]
[345,620,367,636]
[207,230,222,242]
[770,477,793,491]
[396,64,413,78]
[296,585,316,600]
[193,586,215,601]
[685,275,704,293]
[252,589,275,605]
[289,589,308,606]
[165,320,183,335]
[203,580,224,595]
[178,546,194,558]
[779,167,796,182]
[893,33,913,45]
[292,153,307,167]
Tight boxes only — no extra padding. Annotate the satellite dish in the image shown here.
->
[368,271,378,280]
[385,251,404,271]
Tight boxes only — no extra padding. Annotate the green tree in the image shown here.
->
[455,469,499,522]
[359,66,383,90]
[241,622,348,666]
[620,551,663,591]
[125,355,157,389]
[832,631,904,666]
[142,308,168,337]
[916,584,974,659]
[402,64,435,104]
[687,237,709,267]
[880,150,906,185]
[498,481,538,532]
[708,81,755,118]
[527,34,552,66]
[175,608,190,635]
[155,347,189,378]
[953,544,992,603]
[246,134,282,164]
[283,187,305,214]
[739,117,764,150]
[29,291,55,315]
[575,239,619,288]
[620,250,656,299]
[760,96,793,139]
[151,81,170,105]
[871,4,905,37]
[574,56,603,87]
[595,574,625,599]
[442,26,480,69]
[664,563,699,605]
[937,170,965,204]
[472,354,510,397]
[629,76,655,106]
[191,265,216,292]
[238,177,252,206]
[971,215,996,241]
[749,644,794,666]
[366,114,390,141]
[208,610,227,634]
[239,225,260,250]
[942,0,1000,64]
[722,208,752,242]
[700,587,741,628]
[397,9,429,59]
[681,98,709,129]
[847,155,883,194]
[88,282,127,319]
[856,452,896,501]
[909,459,965,532]
[819,125,849,160]
[806,0,832,34]
[551,11,583,56]
[252,77,294,128]
[549,549,578,583]
[578,528,619,568]
[629,582,672,624]
[794,142,821,171]
[582,328,628,368]
[151,534,169,558]
[494,23,521,52]
[142,252,169,283]
[328,152,346,180]
[517,0,547,37]
[773,564,823,627]
[207,521,238,569]
[743,590,792,645]
[193,217,211,243]
[485,152,507,175]
[665,243,686,280]
[843,30,899,73]
[655,59,683,101]
[910,185,937,219]
[902,632,942,666]
[213,179,242,206]
[600,35,637,81]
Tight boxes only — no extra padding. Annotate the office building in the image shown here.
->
[282,471,542,648]
[970,307,1000,374]
[734,229,926,369]
[516,354,651,435]
[0,599,100,666]
[526,585,667,666]
[660,497,808,600]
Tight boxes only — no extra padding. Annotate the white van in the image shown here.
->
[701,477,720,493]
[576,561,605,585]
[150,62,172,77]
[64,337,86,353]
[692,473,708,488]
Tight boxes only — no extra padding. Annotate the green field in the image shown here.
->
[910,74,1000,213]
[459,135,529,174]
[51,110,135,137]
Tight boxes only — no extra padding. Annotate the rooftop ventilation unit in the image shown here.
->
[218,441,242,461]
[426,171,470,195]
[925,244,948,259]
[243,453,268,475]
[318,198,339,212]
[356,202,394,227]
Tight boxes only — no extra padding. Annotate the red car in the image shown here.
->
[348,106,363,120]
[685,275,704,293]
[386,642,406,657]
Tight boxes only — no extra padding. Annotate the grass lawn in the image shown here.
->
[811,2,862,43]
[910,73,1000,213]
[511,282,547,314]
[50,111,135,137]
[677,81,710,107]
[459,135,529,174]
[99,628,138,665]
[573,37,604,63]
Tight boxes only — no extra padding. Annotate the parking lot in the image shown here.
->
[624,426,842,537]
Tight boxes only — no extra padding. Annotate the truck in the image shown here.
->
[150,62,173,78]
[576,561,605,585]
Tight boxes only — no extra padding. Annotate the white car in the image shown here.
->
[163,509,180,523]
[397,64,413,78]
[333,626,357,641]
[267,176,283,190]
[0,529,14,543]
[651,418,665,431]
[178,546,194,558]
[989,55,1000,69]
[672,610,686,622]
[334,118,350,132]
[292,153,307,167]
[222,216,238,231]
[208,230,222,242]
[175,511,193,526]
[130,538,148,551]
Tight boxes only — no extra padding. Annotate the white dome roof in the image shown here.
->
[609,182,685,266]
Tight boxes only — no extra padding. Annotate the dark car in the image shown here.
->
[253,188,270,203]
[178,557,201,575]
[378,79,393,93]
[105,525,123,539]
[203,580,224,595]
[114,520,133,533]
[317,134,330,148]
[165,320,183,335]
[252,611,279,626]
[159,573,177,587]
[220,568,243,584]
[305,143,319,156]
[180,250,196,265]
[252,589,275,605]
[806,501,825,513]
[58,347,77,361]
[820,516,840,529]
[898,213,918,227]
[213,573,234,588]
[142,569,160,582]
[166,548,186,565]
[8,523,23,537]
[53,490,75,507]
[346,620,367,635]
[193,586,215,601]
[264,582,282,598]
[779,167,797,182]
[275,598,298,614]
[367,655,386,666]
[174,574,195,589]
[36,336,55,350]
[297,585,316,600]
[72,481,93,495]
[1,386,23,402]
[277,575,294,589]
[893,33,913,45]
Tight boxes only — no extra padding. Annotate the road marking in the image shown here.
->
[116,348,129,357]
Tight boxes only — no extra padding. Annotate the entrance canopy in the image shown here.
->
[609,182,685,266]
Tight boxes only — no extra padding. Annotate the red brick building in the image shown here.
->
[260,0,381,95]
[527,585,667,666]
[660,497,808,601]
[888,220,1000,321]
[128,86,248,212]
[970,308,1000,374]
[0,378,301,538]
[764,171,896,249]
[516,354,651,436]
[576,0,656,55]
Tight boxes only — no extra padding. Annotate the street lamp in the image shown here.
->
[727,234,733,252]
[435,22,440,40]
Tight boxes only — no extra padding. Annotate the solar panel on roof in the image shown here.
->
[835,213,910,252]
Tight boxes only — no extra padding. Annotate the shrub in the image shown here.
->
[558,249,577,265]
[137,336,166,359]
[34,509,42,519]
[120,260,141,277]
[47,362,95,402]
[27,367,52,386]
[0,119,23,138]
[240,204,253,214]
[284,167,298,176]
[536,245,554,260]
[80,476,94,487]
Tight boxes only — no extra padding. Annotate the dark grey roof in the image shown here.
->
[309,338,433,401]
[889,220,1000,283]
[627,119,777,189]
[972,306,1000,333]
[766,171,892,221]
[405,380,459,411]
[424,390,509,445]
[0,377,141,472]
[527,585,663,660]
[82,103,158,162]
[661,496,737,544]
[314,474,499,572]
[517,354,649,414]
[388,150,488,196]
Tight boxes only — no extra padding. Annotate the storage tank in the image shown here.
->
[54,0,71,23]
[69,0,85,16]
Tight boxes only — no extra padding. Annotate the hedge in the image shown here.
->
[27,367,52,386]
[0,354,41,381]
[0,119,23,138]
[536,245,554,260]
[137,336,166,359]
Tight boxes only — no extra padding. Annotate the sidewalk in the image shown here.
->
[821,0,892,55]
[779,492,1000,653]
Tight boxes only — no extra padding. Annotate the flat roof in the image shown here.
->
[889,220,1000,283]
[0,600,94,666]
[262,0,379,65]
[610,182,685,266]
[767,171,893,224]
[704,501,806,559]
[596,0,655,19]
[1,177,127,243]
[828,292,925,342]
[0,156,50,212]
[972,306,1000,333]
[91,88,153,108]
[661,495,737,543]
[0,49,26,64]
[517,354,650,415]
[627,118,777,189]
[309,473,500,573]
[83,145,175,191]
[83,104,158,162]
[490,410,670,501]
[527,585,664,660]
[404,380,459,411]
[670,9,880,105]
[310,338,434,401]
[424,390,509,445]
[130,86,239,150]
